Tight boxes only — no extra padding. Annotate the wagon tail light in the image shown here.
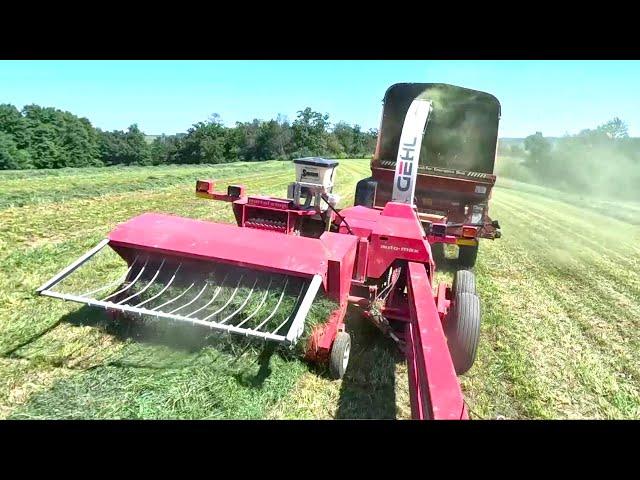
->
[462,226,478,238]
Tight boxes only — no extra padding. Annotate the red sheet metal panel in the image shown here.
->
[320,231,358,302]
[354,238,369,283]
[339,202,424,238]
[108,213,330,279]
[405,262,467,420]
[338,203,431,279]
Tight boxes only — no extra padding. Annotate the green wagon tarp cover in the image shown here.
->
[376,83,501,174]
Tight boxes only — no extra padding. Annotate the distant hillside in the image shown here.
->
[144,133,186,144]
[144,135,561,146]
[499,137,563,147]
[499,136,638,150]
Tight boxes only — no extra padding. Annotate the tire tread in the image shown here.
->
[446,292,481,375]
[329,331,351,380]
[453,269,476,295]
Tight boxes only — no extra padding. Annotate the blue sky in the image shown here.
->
[1,60,639,137]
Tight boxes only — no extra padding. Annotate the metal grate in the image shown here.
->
[37,239,322,345]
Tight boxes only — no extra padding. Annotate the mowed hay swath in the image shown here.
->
[1,159,640,419]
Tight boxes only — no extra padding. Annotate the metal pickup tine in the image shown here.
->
[150,282,195,311]
[218,275,259,325]
[169,281,210,314]
[185,272,230,317]
[201,274,245,322]
[117,259,166,305]
[135,263,182,308]
[253,277,290,332]
[270,281,306,335]
[235,277,273,328]
[79,255,139,298]
[102,257,149,301]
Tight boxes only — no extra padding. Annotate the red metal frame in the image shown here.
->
[405,262,467,419]
[306,301,348,363]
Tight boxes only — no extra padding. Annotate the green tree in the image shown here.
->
[0,131,31,169]
[99,124,151,166]
[124,124,152,165]
[98,129,127,166]
[27,123,64,168]
[351,125,368,156]
[0,102,378,170]
[597,117,628,139]
[175,115,227,164]
[292,108,330,157]
[269,114,294,160]
[0,104,29,147]
[60,114,102,167]
[523,132,552,168]
[232,120,261,161]
[150,134,180,165]
[7,104,103,169]
[366,128,378,156]
[255,119,294,160]
[325,132,345,158]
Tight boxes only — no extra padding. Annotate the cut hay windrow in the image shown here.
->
[0,161,289,210]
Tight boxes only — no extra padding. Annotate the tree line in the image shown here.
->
[0,104,378,170]
[498,117,640,200]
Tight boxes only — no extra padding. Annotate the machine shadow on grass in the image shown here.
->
[335,311,403,419]
[431,244,467,274]
[61,305,279,387]
[48,304,404,417]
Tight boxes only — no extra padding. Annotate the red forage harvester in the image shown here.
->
[39,82,502,420]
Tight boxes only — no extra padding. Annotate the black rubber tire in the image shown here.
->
[445,292,481,375]
[329,331,351,379]
[453,269,476,296]
[458,244,479,269]
[354,177,377,208]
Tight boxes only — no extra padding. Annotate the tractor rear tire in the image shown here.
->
[458,244,479,269]
[330,331,351,380]
[354,177,377,208]
[445,292,481,375]
[453,269,476,296]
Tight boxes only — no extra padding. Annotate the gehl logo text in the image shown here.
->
[396,137,417,192]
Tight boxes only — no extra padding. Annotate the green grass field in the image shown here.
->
[1,159,639,419]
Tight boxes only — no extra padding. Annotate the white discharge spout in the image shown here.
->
[391,99,432,205]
